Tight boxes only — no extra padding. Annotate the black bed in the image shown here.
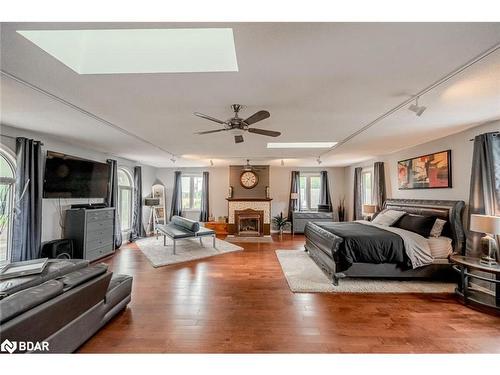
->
[304,199,465,285]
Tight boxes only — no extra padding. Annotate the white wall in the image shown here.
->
[0,124,158,242]
[156,165,346,226]
[344,120,499,220]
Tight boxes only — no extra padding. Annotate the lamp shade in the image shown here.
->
[290,193,299,200]
[363,204,377,214]
[470,214,500,235]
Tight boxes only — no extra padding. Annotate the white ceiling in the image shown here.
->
[1,22,499,167]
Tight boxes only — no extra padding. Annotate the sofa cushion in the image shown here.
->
[158,224,195,239]
[58,263,108,291]
[0,259,89,298]
[0,279,64,324]
[171,215,200,232]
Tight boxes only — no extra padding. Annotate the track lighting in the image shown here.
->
[408,97,426,117]
[170,156,176,163]
[316,157,322,165]
[281,159,284,166]
[210,159,214,166]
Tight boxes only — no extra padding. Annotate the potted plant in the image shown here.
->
[273,212,290,237]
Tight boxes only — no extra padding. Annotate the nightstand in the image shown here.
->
[450,254,500,313]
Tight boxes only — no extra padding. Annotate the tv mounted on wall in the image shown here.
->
[43,151,110,199]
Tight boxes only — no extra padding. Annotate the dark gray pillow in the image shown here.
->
[171,216,200,232]
[393,214,437,238]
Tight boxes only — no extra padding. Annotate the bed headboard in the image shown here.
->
[382,199,465,253]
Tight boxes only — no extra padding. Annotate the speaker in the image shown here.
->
[41,239,74,259]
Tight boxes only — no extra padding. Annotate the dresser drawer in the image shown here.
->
[87,219,114,233]
[86,227,112,241]
[86,243,114,261]
[86,210,114,222]
[86,236,113,252]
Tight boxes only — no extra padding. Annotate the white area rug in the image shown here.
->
[275,250,455,293]
[225,235,274,243]
[137,236,243,268]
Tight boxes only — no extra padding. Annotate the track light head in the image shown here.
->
[316,157,322,165]
[210,159,214,166]
[170,156,176,163]
[281,159,284,166]
[408,97,427,117]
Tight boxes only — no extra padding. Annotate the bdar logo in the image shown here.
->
[1,339,17,354]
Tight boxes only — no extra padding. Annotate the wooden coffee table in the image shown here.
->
[450,254,500,313]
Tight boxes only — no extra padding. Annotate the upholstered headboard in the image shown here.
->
[382,199,465,253]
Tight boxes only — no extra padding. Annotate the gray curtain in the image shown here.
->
[170,171,182,220]
[353,167,363,220]
[288,171,300,221]
[129,166,146,242]
[12,138,42,261]
[199,171,209,222]
[319,170,332,211]
[372,162,386,212]
[106,159,122,249]
[466,132,500,258]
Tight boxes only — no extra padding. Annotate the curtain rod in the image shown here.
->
[469,131,499,141]
[0,133,44,145]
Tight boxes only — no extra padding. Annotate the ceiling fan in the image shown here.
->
[193,104,281,144]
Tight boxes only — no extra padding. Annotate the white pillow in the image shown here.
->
[427,236,453,259]
[372,209,405,226]
[430,218,447,238]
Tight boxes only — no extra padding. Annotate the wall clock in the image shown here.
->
[240,170,259,189]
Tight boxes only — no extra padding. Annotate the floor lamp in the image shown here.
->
[145,197,160,236]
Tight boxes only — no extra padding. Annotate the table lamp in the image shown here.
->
[470,214,500,265]
[363,204,377,218]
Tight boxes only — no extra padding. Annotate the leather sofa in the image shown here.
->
[0,259,132,353]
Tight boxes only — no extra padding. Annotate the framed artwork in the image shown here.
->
[397,150,452,189]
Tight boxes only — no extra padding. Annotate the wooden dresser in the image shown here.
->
[64,207,115,261]
[203,221,228,235]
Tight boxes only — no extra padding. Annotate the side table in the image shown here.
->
[450,254,500,313]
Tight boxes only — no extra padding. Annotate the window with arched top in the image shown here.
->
[118,168,133,232]
[0,149,15,263]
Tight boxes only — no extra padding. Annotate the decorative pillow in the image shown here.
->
[393,214,436,238]
[427,236,453,259]
[430,218,447,238]
[371,209,406,226]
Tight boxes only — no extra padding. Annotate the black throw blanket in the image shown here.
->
[312,222,409,271]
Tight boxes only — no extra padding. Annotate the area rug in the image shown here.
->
[137,236,243,268]
[275,250,455,293]
[225,235,274,243]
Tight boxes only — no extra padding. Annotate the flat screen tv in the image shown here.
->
[43,151,110,199]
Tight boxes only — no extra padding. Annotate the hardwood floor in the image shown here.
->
[78,234,500,353]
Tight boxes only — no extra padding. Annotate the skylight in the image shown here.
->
[267,142,338,149]
[17,28,239,74]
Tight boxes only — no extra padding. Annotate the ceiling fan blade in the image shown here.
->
[193,112,226,125]
[247,128,281,137]
[243,110,270,125]
[194,129,226,135]
[234,135,244,143]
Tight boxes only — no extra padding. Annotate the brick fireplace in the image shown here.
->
[227,198,272,236]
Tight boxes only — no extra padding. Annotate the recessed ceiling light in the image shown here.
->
[17,28,238,74]
[267,142,337,149]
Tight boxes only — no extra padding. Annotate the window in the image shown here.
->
[299,173,321,211]
[0,150,15,264]
[181,175,203,211]
[118,168,133,232]
[361,170,373,205]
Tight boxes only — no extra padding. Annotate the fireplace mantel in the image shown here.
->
[226,198,272,202]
